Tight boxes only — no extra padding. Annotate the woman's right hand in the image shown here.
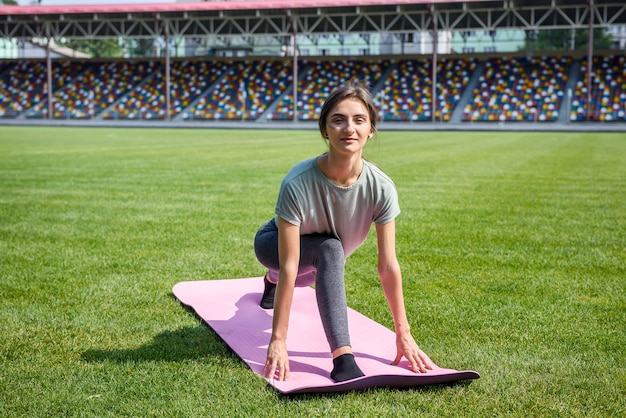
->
[263,338,290,380]
[265,217,299,381]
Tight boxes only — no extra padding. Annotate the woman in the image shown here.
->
[254,80,432,382]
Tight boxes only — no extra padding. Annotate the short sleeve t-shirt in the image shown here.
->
[275,157,400,258]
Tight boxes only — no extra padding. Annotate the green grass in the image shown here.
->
[0,126,624,417]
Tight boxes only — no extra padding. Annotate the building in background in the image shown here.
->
[450,29,526,54]
[0,38,90,59]
[610,25,626,50]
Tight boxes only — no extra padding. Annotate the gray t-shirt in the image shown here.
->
[275,157,400,258]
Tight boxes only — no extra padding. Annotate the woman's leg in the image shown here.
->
[254,221,364,381]
[299,234,365,382]
[254,219,315,287]
[254,221,350,347]
[299,235,350,351]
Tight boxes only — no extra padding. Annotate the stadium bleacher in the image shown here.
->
[463,56,570,122]
[185,60,289,120]
[87,60,160,119]
[0,60,83,118]
[22,60,88,119]
[270,59,389,121]
[0,55,624,123]
[570,55,626,122]
[375,58,477,121]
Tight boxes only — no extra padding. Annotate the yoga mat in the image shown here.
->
[172,277,479,394]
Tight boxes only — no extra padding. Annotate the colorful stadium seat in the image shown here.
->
[269,59,388,121]
[0,56,623,123]
[185,60,288,121]
[570,55,626,122]
[374,58,476,121]
[464,56,570,122]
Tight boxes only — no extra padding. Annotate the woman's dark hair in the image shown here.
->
[318,79,378,138]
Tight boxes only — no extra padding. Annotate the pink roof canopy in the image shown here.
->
[0,0,485,16]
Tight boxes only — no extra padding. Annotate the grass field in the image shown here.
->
[0,126,624,417]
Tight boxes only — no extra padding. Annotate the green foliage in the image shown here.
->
[125,38,158,58]
[0,127,624,417]
[522,28,613,51]
[58,39,123,58]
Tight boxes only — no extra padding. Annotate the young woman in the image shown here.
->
[254,80,432,382]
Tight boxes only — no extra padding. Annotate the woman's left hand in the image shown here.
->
[392,331,433,373]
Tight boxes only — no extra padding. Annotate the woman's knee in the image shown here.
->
[318,237,344,261]
[254,222,279,269]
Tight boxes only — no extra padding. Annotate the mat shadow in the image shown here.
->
[81,297,234,363]
[81,325,233,363]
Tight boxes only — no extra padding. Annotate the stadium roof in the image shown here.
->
[0,0,624,39]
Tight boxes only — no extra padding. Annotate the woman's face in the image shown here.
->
[323,98,373,157]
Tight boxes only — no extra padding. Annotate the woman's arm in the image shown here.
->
[375,220,432,373]
[263,216,300,381]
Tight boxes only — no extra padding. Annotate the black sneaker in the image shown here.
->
[260,274,276,309]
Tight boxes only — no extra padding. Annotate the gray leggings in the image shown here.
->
[254,219,350,351]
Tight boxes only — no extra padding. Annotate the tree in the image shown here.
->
[2,0,18,5]
[522,28,613,52]
[125,38,158,58]
[58,39,123,58]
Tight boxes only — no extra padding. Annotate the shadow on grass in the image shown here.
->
[82,292,478,398]
[277,379,476,399]
[81,295,234,364]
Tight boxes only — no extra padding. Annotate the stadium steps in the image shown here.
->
[370,61,396,98]
[172,70,231,121]
[449,59,485,123]
[560,58,581,123]
[256,63,313,123]
[1,61,31,120]
[13,107,27,120]
[26,66,91,120]
[95,66,162,121]
[256,61,394,122]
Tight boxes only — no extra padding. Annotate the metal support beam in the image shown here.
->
[286,10,298,122]
[164,19,171,120]
[430,5,437,123]
[586,0,594,121]
[45,22,53,120]
[2,2,624,39]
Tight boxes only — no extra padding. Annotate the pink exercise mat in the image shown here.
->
[172,277,479,394]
